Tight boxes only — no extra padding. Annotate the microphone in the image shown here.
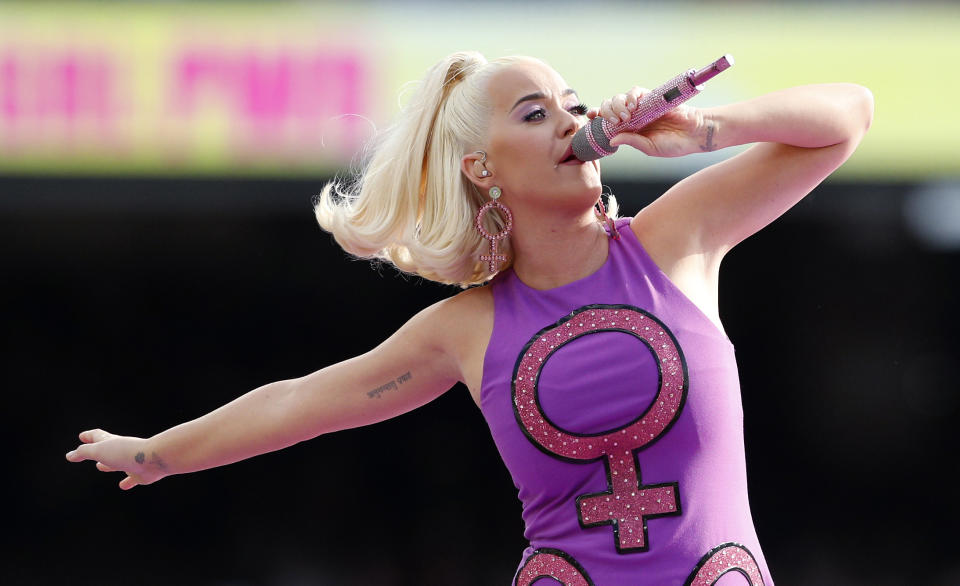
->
[572,54,734,162]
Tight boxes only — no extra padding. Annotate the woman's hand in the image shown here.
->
[66,429,165,490]
[588,86,708,158]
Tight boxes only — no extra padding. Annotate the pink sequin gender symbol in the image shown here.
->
[475,197,513,273]
[512,304,688,553]
[683,542,765,585]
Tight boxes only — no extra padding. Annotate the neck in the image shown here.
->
[508,208,609,290]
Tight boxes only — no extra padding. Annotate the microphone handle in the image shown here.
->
[572,71,699,162]
[572,54,733,162]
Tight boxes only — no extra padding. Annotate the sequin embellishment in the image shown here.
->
[511,304,688,553]
[514,548,595,586]
[683,542,765,585]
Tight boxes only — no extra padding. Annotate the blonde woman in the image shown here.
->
[67,51,873,584]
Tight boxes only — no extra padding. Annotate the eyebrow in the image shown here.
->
[509,88,578,113]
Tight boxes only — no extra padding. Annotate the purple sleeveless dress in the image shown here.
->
[480,217,773,585]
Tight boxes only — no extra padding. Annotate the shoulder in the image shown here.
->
[433,284,494,351]
[432,284,494,392]
[367,284,493,396]
[411,285,494,349]
[384,284,492,357]
[428,283,493,326]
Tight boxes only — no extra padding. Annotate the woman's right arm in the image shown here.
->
[66,294,470,489]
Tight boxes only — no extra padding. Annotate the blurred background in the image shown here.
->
[3,1,958,584]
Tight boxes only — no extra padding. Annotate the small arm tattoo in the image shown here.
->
[367,371,413,399]
[699,122,717,152]
[135,452,145,464]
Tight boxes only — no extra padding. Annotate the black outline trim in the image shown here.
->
[682,542,765,586]
[512,547,595,586]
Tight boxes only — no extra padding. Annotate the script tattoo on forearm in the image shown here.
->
[134,451,168,471]
[699,122,717,152]
[367,370,413,399]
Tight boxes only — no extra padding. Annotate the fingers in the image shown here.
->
[609,132,655,155]
[66,428,113,462]
[599,93,627,125]
[66,444,91,462]
[96,461,116,472]
[79,428,111,443]
[624,86,645,107]
[119,476,140,491]
[599,86,649,125]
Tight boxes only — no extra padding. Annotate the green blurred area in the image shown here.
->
[0,1,956,179]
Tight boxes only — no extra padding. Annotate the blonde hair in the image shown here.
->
[314,51,618,288]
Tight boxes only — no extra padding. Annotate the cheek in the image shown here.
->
[490,133,538,177]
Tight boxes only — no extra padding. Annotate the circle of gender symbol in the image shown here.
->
[511,304,689,553]
[475,198,513,273]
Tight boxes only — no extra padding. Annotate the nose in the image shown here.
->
[558,109,580,138]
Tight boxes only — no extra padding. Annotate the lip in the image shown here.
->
[557,143,581,166]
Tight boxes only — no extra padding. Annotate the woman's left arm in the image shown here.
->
[612,83,874,257]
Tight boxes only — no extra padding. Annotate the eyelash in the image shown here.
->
[523,103,589,122]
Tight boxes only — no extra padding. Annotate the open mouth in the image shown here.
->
[558,145,580,165]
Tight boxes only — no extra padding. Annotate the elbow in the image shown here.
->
[856,84,875,134]
[841,84,873,137]
[832,84,874,146]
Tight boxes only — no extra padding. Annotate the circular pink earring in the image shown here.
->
[475,185,513,273]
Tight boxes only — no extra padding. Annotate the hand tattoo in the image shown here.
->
[148,452,168,472]
[135,450,167,471]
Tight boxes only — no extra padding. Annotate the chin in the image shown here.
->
[582,167,603,192]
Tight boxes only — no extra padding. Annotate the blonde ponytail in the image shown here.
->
[314,51,617,288]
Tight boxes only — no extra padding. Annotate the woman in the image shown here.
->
[66,51,873,584]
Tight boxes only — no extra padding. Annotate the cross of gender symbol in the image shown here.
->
[512,304,688,553]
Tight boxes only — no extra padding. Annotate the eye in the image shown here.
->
[523,107,547,122]
[569,103,588,116]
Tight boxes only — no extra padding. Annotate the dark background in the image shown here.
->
[3,175,958,585]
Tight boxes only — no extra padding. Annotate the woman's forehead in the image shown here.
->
[488,60,574,110]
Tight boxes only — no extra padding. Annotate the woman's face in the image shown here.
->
[482,59,602,214]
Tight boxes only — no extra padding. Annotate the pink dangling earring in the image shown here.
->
[595,195,620,240]
[475,185,513,273]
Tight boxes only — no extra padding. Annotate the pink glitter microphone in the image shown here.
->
[572,54,734,161]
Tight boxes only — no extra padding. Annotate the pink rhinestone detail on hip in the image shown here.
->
[514,548,594,586]
[684,542,765,586]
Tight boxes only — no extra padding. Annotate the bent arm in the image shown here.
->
[704,83,874,151]
[67,298,463,488]
[632,83,874,258]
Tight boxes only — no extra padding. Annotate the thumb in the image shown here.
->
[609,133,653,154]
[119,476,140,491]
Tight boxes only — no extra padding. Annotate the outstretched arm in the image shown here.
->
[66,296,466,489]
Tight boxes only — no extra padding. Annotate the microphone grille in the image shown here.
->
[572,117,617,162]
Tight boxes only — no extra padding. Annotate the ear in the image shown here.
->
[461,151,495,192]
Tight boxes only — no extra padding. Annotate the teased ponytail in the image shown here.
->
[314,51,618,287]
